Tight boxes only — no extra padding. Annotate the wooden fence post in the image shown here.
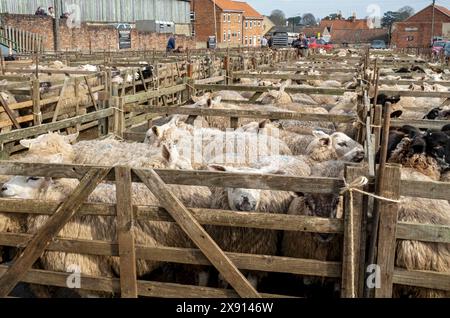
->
[115,166,138,298]
[374,164,401,298]
[341,165,368,298]
[113,96,125,139]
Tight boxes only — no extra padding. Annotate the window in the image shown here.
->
[190,12,195,22]
[250,21,252,29]
[223,14,226,22]
[245,21,248,29]
[249,37,252,45]
[258,21,261,27]
[407,36,414,41]
[228,14,231,22]
[245,36,248,45]
[223,31,226,43]
[228,30,231,41]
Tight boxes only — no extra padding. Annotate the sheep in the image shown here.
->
[393,168,450,298]
[16,132,79,162]
[0,91,20,132]
[0,144,211,297]
[260,80,293,105]
[282,160,347,291]
[206,164,297,288]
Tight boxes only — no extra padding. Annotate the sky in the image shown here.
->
[244,0,450,19]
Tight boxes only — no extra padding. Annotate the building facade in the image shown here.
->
[391,5,450,48]
[192,0,263,46]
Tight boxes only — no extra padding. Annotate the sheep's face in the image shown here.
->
[306,131,337,162]
[208,165,285,212]
[303,193,340,243]
[1,176,46,199]
[425,131,450,167]
[145,118,182,146]
[162,144,193,170]
[227,188,260,212]
[331,132,365,162]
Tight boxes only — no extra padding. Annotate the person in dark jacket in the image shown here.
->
[167,35,176,52]
[292,33,309,58]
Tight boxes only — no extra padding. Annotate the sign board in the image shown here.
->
[443,23,450,38]
[405,27,418,32]
[117,24,132,50]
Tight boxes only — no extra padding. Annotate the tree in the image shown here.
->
[381,6,415,28]
[286,16,302,27]
[302,13,317,26]
[269,9,286,26]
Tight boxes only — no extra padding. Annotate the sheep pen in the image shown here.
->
[0,47,448,299]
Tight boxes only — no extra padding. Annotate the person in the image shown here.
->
[48,6,55,18]
[292,33,309,58]
[261,36,268,48]
[35,7,46,16]
[166,35,176,53]
[267,35,273,48]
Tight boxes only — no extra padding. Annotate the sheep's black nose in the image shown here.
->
[1,186,7,192]
[242,196,249,204]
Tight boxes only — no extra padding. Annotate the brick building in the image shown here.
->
[391,4,450,48]
[191,0,263,46]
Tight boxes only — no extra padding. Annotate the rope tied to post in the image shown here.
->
[339,176,401,298]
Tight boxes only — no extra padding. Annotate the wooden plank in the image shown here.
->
[0,167,111,297]
[194,76,226,85]
[393,268,450,291]
[0,162,344,193]
[115,166,138,298]
[375,165,401,298]
[194,84,352,96]
[341,165,367,298]
[233,72,354,81]
[378,89,450,98]
[123,84,186,104]
[0,198,344,233]
[0,233,342,279]
[396,222,450,244]
[32,78,41,126]
[133,168,261,298]
[0,265,291,298]
[0,93,21,129]
[123,105,355,123]
[400,179,450,200]
[84,76,98,111]
[52,77,70,122]
[0,108,114,144]
[391,119,450,130]
[4,68,98,75]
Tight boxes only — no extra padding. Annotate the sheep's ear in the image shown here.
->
[20,138,34,149]
[208,164,227,172]
[151,126,161,137]
[48,153,64,164]
[64,132,79,144]
[162,144,171,161]
[259,119,269,129]
[312,130,329,139]
[261,166,286,175]
[206,98,212,108]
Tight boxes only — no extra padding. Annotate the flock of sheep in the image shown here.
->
[0,51,448,298]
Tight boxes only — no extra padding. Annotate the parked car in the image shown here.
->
[444,42,450,61]
[308,38,333,51]
[371,40,387,49]
[432,40,447,56]
[271,31,289,48]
